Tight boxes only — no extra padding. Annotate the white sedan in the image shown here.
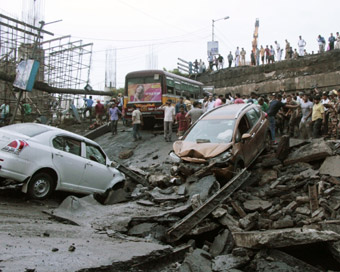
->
[0,123,125,199]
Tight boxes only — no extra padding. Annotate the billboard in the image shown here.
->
[13,59,40,92]
[128,83,162,102]
[207,41,219,56]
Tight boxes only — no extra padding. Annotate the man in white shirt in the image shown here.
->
[235,47,240,67]
[160,99,175,142]
[275,41,281,61]
[132,104,143,141]
[299,94,313,139]
[205,95,215,112]
[298,36,306,56]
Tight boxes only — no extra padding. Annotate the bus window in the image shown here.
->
[167,87,174,94]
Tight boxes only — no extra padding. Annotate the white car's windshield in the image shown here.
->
[184,119,235,144]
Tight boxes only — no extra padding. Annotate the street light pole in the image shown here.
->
[212,16,230,42]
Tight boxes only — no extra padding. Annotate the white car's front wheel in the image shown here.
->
[28,172,54,200]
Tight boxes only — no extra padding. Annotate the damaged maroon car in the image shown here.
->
[170,103,270,179]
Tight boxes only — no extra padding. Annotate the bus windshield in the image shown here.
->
[127,76,162,103]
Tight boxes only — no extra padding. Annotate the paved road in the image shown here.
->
[0,124,174,272]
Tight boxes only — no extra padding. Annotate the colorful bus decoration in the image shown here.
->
[124,70,203,129]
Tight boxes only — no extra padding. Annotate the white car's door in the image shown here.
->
[51,136,86,191]
[79,143,114,192]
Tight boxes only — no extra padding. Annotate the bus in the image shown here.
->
[124,70,204,128]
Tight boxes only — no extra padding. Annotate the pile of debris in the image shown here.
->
[50,138,340,271]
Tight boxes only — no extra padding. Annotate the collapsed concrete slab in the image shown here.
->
[212,254,250,271]
[284,139,333,165]
[253,249,320,272]
[319,156,340,177]
[232,228,340,249]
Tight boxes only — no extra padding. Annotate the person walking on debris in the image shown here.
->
[299,94,313,139]
[267,93,298,144]
[298,35,307,56]
[108,102,121,136]
[175,105,189,137]
[83,95,93,121]
[159,99,175,142]
[269,45,275,63]
[131,104,142,141]
[186,101,204,126]
[227,51,233,68]
[95,100,105,125]
[310,95,325,138]
[324,90,339,139]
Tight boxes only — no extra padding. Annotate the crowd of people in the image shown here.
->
[189,33,340,73]
[157,88,340,144]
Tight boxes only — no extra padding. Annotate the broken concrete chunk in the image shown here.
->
[179,248,213,272]
[284,139,333,165]
[243,200,272,212]
[296,206,311,215]
[209,229,232,257]
[191,194,202,210]
[187,175,220,203]
[212,254,250,271]
[232,228,340,249]
[254,249,320,272]
[118,149,134,159]
[148,174,170,187]
[211,207,227,219]
[259,169,278,186]
[218,213,242,232]
[319,156,340,177]
[149,187,186,203]
[239,211,259,230]
[272,218,294,229]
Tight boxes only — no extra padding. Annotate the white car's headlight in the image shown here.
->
[169,151,181,163]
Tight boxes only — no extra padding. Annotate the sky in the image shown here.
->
[1,0,340,90]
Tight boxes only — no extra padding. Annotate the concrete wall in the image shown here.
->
[196,50,340,96]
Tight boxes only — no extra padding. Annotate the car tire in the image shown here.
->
[27,172,55,200]
[233,161,243,177]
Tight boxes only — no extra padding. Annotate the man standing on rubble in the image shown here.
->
[267,93,298,144]
[83,95,93,121]
[299,94,313,139]
[235,47,240,67]
[159,99,175,142]
[310,95,325,138]
[109,102,121,136]
[285,40,291,59]
[298,36,307,56]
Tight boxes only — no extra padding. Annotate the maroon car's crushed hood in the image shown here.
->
[173,141,232,163]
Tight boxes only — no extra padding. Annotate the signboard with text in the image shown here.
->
[207,41,219,56]
[13,59,40,92]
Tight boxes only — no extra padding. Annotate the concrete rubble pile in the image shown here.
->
[49,138,340,271]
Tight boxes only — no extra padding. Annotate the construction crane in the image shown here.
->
[252,19,260,63]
